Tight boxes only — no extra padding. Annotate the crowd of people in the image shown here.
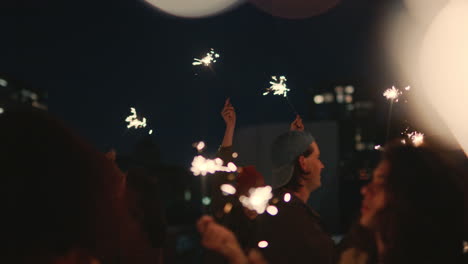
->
[1,97,466,264]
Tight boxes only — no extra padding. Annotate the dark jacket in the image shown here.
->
[255,188,335,264]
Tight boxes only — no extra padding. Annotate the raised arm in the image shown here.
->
[290,114,304,131]
[221,98,236,148]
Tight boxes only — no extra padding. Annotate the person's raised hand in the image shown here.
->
[290,115,304,131]
[221,98,236,129]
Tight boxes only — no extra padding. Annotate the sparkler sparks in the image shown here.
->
[266,205,278,216]
[258,241,269,248]
[125,108,147,129]
[220,184,236,195]
[193,141,206,152]
[407,131,424,147]
[263,76,290,97]
[383,86,402,101]
[190,155,237,176]
[192,48,220,66]
[239,186,273,214]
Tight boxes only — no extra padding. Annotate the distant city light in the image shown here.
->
[336,94,344,103]
[345,85,355,94]
[335,86,344,94]
[324,93,334,103]
[314,95,325,104]
[184,190,192,201]
[202,196,212,206]
[0,78,7,87]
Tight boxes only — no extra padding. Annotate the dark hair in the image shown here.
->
[283,146,314,192]
[375,141,465,264]
[1,107,156,263]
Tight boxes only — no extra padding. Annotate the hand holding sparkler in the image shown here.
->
[290,115,304,132]
[221,98,236,147]
[221,98,236,129]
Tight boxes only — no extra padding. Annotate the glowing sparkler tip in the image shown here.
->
[407,131,424,147]
[193,48,220,67]
[266,205,278,216]
[239,186,273,214]
[190,154,237,176]
[383,86,402,100]
[220,184,236,195]
[125,107,147,129]
[263,75,290,97]
[258,241,269,248]
[193,141,206,152]
[283,193,291,202]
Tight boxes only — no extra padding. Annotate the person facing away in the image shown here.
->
[253,115,335,264]
[337,140,465,264]
[1,106,158,264]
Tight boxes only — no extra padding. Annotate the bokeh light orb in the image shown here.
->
[248,0,340,19]
[419,0,468,155]
[145,0,244,18]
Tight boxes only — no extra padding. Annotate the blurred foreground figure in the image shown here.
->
[1,107,158,264]
[338,141,466,264]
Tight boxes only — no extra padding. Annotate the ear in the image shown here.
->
[298,155,307,171]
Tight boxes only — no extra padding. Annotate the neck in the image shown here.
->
[293,187,310,203]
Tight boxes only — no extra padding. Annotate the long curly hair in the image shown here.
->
[375,142,465,264]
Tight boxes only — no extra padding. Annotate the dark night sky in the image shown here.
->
[0,0,399,166]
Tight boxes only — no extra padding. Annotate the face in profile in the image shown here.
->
[360,160,388,228]
[299,141,325,192]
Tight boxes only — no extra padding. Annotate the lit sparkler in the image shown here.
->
[258,241,269,248]
[407,131,424,147]
[190,155,237,176]
[263,76,290,97]
[192,48,220,66]
[266,205,278,216]
[220,184,236,195]
[125,107,147,129]
[383,86,402,101]
[239,186,273,214]
[193,141,206,152]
